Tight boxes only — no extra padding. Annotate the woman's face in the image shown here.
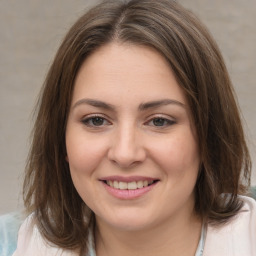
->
[66,42,200,232]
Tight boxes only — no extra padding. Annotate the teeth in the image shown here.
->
[137,181,144,189]
[106,180,155,190]
[113,181,119,189]
[119,181,128,189]
[128,181,137,190]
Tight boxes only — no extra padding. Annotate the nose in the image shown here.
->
[107,124,146,169]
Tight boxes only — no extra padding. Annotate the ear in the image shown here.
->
[65,155,69,162]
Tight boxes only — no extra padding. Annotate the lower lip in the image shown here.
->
[102,182,158,200]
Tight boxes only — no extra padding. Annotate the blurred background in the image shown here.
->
[0,0,255,214]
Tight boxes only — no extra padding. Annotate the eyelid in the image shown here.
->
[80,113,176,128]
[144,114,176,127]
[81,114,112,127]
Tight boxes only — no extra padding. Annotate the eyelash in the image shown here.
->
[145,117,176,127]
[81,115,111,127]
[81,115,176,128]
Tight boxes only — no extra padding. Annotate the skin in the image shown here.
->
[66,42,202,256]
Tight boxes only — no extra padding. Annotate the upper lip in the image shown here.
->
[99,176,159,183]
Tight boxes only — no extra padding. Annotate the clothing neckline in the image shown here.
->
[87,222,207,256]
[195,222,207,256]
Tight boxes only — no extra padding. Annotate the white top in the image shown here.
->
[12,196,256,256]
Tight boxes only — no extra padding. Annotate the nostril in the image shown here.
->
[107,138,147,168]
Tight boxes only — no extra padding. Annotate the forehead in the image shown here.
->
[72,42,187,106]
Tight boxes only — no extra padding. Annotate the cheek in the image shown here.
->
[66,135,109,205]
[66,134,108,176]
[149,131,200,176]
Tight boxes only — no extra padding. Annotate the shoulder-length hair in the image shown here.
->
[23,0,251,254]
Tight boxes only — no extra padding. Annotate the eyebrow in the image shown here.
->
[72,99,116,111]
[138,99,185,110]
[72,98,185,111]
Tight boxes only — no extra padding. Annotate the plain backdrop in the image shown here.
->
[0,0,255,214]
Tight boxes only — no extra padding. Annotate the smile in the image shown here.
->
[100,176,159,199]
[105,180,154,190]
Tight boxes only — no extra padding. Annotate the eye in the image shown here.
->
[81,115,111,127]
[146,117,175,127]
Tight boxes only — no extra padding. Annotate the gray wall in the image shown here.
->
[0,0,255,214]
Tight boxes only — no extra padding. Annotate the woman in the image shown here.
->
[13,0,255,255]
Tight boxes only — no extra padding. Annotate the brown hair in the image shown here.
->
[23,0,251,254]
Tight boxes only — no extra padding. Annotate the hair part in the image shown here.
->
[23,0,251,254]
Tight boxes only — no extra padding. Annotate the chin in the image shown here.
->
[96,209,157,232]
[110,219,152,232]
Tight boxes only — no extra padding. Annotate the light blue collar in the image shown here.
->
[195,223,207,256]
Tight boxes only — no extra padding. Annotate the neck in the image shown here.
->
[95,211,202,256]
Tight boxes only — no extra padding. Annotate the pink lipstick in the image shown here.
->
[100,176,159,199]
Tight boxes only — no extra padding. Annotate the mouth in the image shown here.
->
[101,178,159,190]
[100,176,159,199]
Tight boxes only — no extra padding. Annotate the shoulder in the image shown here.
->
[12,213,77,256]
[0,212,23,256]
[204,196,256,256]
